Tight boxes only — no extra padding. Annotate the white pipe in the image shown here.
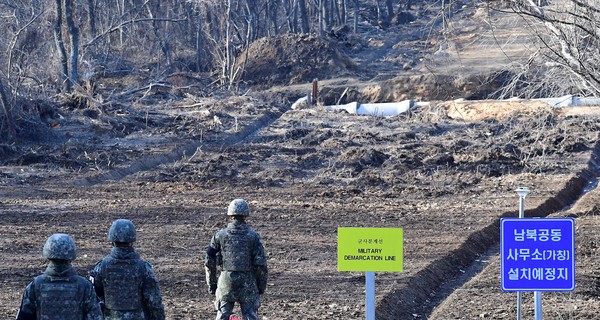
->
[326,100,412,116]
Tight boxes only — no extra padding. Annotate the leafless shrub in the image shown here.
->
[487,0,600,97]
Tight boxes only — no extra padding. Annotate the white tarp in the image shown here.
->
[534,95,600,107]
[326,100,412,116]
[322,95,600,117]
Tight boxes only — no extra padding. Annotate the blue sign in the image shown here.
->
[501,218,575,291]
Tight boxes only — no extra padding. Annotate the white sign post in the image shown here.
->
[338,228,404,320]
[515,187,529,320]
[366,271,375,320]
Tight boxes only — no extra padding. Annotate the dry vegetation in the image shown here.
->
[2,0,600,319]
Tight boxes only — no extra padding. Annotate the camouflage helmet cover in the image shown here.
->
[108,219,137,243]
[227,199,250,216]
[42,233,77,260]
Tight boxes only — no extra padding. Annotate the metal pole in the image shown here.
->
[515,187,530,320]
[518,195,525,219]
[366,272,375,320]
[516,292,522,320]
[534,291,542,320]
[311,79,318,105]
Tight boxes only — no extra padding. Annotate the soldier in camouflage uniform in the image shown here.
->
[16,233,103,320]
[90,219,165,320]
[205,199,268,320]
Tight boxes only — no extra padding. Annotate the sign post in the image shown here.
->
[515,187,530,320]
[365,271,375,320]
[338,228,403,319]
[501,217,576,319]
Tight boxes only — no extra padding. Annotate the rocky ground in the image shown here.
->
[1,1,600,319]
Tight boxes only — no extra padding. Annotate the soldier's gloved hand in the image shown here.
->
[209,284,217,295]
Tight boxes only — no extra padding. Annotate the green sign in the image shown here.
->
[337,227,403,272]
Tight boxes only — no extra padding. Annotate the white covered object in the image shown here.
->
[326,100,412,116]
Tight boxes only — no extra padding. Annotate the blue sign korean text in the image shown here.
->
[501,218,575,291]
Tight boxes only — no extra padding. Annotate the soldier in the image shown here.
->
[16,233,103,320]
[90,219,165,320]
[205,199,268,320]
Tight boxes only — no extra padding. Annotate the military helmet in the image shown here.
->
[227,199,250,216]
[108,219,137,243]
[42,233,77,261]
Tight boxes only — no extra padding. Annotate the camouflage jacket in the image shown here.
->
[205,220,268,302]
[16,261,102,320]
[90,246,165,320]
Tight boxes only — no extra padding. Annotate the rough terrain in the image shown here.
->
[2,2,600,320]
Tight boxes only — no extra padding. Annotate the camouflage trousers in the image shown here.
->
[102,308,145,320]
[214,298,260,320]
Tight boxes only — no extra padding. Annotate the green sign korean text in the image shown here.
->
[337,227,403,272]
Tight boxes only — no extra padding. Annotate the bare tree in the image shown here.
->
[0,76,16,142]
[353,0,359,33]
[195,1,205,71]
[65,0,79,89]
[87,0,96,37]
[0,0,382,94]
[54,0,70,92]
[298,0,311,33]
[244,0,258,42]
[281,0,298,33]
[268,0,279,35]
[494,0,600,97]
[50,0,80,93]
[339,0,347,25]
[223,0,235,87]
[383,0,394,26]
[145,1,172,69]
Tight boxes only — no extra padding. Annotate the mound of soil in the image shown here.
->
[439,99,557,121]
[360,73,512,102]
[238,34,356,86]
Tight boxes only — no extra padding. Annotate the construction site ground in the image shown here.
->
[1,2,600,319]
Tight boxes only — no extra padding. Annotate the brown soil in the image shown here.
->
[2,2,600,320]
[239,33,358,86]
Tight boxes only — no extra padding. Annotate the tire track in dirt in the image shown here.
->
[73,109,287,187]
[375,143,600,319]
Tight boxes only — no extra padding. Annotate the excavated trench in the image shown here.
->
[376,143,600,319]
